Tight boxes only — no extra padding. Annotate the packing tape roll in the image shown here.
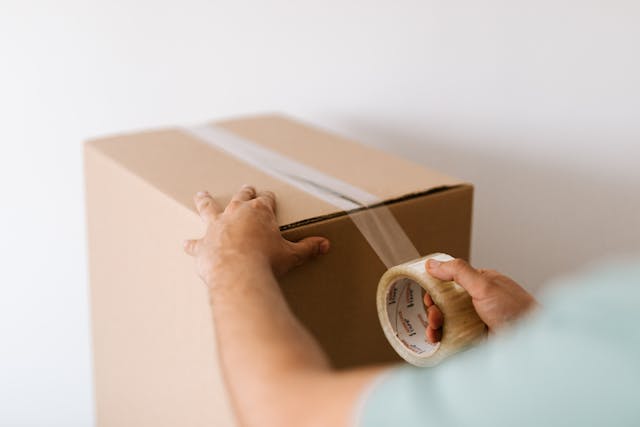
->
[184,126,483,365]
[377,253,487,367]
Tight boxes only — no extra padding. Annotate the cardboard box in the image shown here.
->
[85,114,473,426]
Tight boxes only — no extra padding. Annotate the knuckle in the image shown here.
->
[292,251,304,266]
[250,198,269,210]
[184,241,196,255]
[480,268,500,277]
[287,244,307,267]
[450,258,469,270]
[228,200,242,209]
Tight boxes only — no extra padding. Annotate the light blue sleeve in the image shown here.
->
[357,260,640,427]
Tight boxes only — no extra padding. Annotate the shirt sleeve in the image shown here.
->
[356,260,640,427]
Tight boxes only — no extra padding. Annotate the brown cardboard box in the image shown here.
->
[85,114,473,427]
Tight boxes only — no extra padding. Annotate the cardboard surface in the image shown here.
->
[85,114,473,426]
[88,114,463,227]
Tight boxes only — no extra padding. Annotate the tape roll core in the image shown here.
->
[385,277,440,357]
[377,253,487,367]
[183,126,483,366]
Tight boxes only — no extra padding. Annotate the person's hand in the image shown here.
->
[423,258,538,342]
[183,186,330,288]
[422,291,444,343]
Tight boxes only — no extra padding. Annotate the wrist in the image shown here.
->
[204,251,273,289]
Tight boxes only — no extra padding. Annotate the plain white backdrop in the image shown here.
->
[1,1,639,425]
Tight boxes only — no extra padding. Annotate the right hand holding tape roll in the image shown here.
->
[377,253,487,367]
[184,125,485,367]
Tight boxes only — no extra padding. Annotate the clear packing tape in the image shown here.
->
[377,253,486,366]
[183,124,487,366]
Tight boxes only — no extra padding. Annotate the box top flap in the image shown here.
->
[86,114,464,227]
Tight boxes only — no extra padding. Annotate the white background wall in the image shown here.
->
[1,1,638,425]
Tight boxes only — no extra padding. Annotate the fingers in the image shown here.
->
[289,237,330,267]
[424,292,443,344]
[426,258,489,299]
[423,292,434,307]
[427,304,443,329]
[225,185,278,214]
[188,190,219,256]
[426,326,442,344]
[194,191,222,223]
[183,239,199,256]
[231,184,256,203]
[256,190,276,213]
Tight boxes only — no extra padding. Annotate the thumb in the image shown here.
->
[289,237,330,267]
[425,258,488,298]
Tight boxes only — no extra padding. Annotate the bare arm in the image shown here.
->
[183,185,537,427]
[184,187,385,427]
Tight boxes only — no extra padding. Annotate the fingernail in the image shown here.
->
[196,191,208,197]
[427,259,441,270]
[319,239,330,254]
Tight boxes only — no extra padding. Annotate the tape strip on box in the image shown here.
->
[183,124,486,366]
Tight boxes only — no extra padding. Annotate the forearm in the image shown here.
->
[185,188,386,427]
[208,258,332,426]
